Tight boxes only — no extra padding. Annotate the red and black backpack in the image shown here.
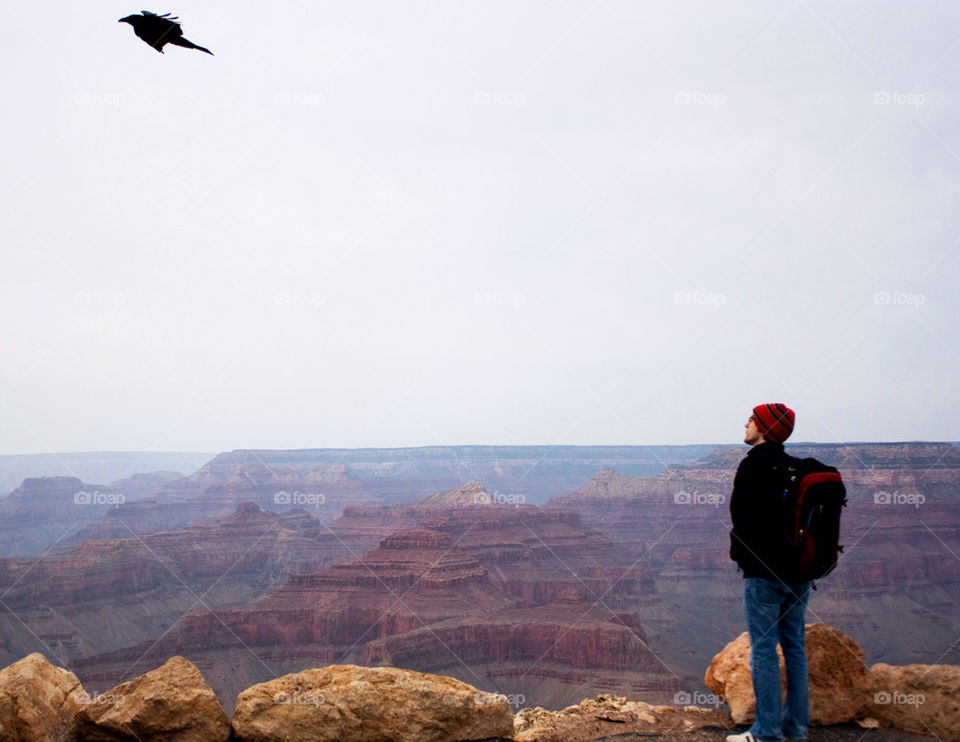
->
[772,454,847,585]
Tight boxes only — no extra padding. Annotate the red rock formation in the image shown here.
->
[60,446,718,549]
[66,487,678,713]
[61,462,377,548]
[3,444,956,720]
[546,443,960,680]
[0,503,332,668]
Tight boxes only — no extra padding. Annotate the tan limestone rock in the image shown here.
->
[513,694,730,742]
[705,622,868,725]
[866,662,960,740]
[76,655,230,742]
[232,664,514,742]
[0,652,85,742]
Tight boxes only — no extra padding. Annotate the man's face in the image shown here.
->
[744,414,765,446]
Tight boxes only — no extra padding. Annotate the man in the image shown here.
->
[726,403,809,742]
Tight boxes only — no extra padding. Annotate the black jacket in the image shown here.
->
[729,441,788,579]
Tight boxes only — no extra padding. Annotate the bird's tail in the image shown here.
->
[171,37,214,55]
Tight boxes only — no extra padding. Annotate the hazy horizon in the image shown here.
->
[4,1,959,455]
[3,438,959,457]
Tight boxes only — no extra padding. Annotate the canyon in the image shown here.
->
[547,443,960,678]
[0,442,956,716]
[40,445,716,554]
[53,483,679,712]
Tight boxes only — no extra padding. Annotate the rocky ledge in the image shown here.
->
[0,623,956,741]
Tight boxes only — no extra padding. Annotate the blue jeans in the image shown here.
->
[743,577,811,741]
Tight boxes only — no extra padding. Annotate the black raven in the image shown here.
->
[118,11,213,55]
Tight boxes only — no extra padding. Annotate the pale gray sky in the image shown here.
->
[2,1,959,454]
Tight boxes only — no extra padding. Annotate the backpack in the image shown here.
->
[773,454,847,585]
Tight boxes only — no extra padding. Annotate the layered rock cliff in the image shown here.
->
[0,502,331,669]
[56,446,717,552]
[0,476,128,558]
[65,485,677,712]
[58,462,376,549]
[1,443,956,724]
[547,443,960,679]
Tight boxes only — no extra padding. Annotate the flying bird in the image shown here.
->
[118,11,213,55]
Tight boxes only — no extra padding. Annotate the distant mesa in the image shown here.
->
[0,476,130,558]
[417,480,496,507]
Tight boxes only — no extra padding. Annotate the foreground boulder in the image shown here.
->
[705,623,868,725]
[76,655,230,742]
[232,665,514,742]
[0,652,85,742]
[865,662,960,739]
[514,694,731,742]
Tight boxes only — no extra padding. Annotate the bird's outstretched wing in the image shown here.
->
[138,11,184,36]
[141,11,180,23]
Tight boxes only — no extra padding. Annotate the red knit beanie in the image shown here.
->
[752,403,795,443]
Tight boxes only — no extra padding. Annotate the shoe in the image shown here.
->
[725,733,758,742]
